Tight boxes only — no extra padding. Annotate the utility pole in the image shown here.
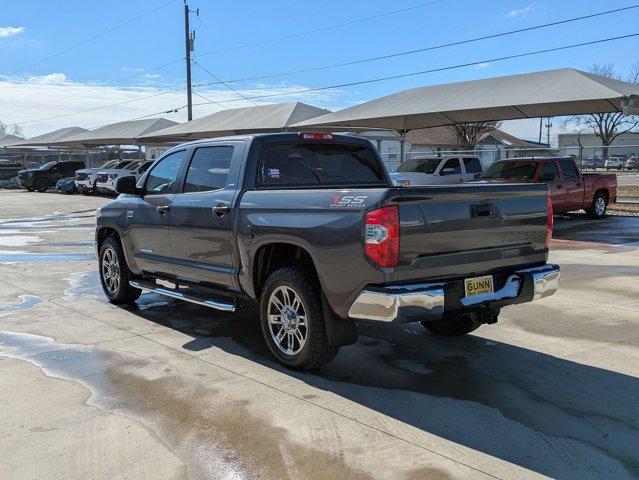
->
[545,118,553,147]
[538,117,543,144]
[184,1,196,121]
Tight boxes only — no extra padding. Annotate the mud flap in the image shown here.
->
[321,293,358,347]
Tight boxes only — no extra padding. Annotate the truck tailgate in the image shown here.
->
[395,183,549,282]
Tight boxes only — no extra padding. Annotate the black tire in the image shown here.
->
[420,313,482,337]
[35,179,49,192]
[260,266,338,370]
[98,235,141,304]
[586,191,607,219]
[26,188,35,192]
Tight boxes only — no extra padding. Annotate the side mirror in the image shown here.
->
[540,172,556,182]
[116,176,143,195]
[440,167,456,176]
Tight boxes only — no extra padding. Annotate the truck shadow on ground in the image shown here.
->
[125,296,639,479]
[552,213,639,247]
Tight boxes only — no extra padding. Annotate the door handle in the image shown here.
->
[156,205,171,215]
[212,203,230,216]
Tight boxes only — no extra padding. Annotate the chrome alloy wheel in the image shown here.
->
[595,196,606,216]
[267,286,307,355]
[101,246,121,294]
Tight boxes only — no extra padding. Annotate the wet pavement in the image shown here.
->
[1,190,638,479]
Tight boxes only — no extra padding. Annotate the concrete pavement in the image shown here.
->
[1,190,638,479]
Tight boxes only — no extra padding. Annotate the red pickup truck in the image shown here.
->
[480,157,617,219]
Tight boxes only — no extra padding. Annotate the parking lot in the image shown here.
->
[1,190,638,479]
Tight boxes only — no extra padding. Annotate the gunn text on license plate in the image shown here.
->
[464,275,494,297]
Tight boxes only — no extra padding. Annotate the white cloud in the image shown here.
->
[0,26,25,38]
[506,5,534,18]
[27,73,69,85]
[471,62,491,70]
[0,74,347,137]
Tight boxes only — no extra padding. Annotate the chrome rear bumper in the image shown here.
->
[348,263,560,324]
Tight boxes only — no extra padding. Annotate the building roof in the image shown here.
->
[406,126,541,148]
[138,102,331,142]
[293,68,639,131]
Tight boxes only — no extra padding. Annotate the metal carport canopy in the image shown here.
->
[137,102,331,143]
[292,69,639,132]
[10,126,89,148]
[50,118,178,147]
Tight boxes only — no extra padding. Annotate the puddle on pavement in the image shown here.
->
[0,252,95,263]
[0,295,44,315]
[0,330,374,480]
[0,234,42,247]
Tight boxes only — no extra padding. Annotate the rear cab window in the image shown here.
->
[258,142,386,188]
[463,157,482,174]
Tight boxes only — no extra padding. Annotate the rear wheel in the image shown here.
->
[99,235,141,304]
[586,191,607,219]
[420,313,482,337]
[26,188,35,192]
[260,266,338,370]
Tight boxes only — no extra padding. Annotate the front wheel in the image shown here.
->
[260,267,338,370]
[420,313,482,337]
[99,236,141,304]
[35,179,49,192]
[586,192,607,219]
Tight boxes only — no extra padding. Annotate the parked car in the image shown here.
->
[95,133,559,370]
[390,155,483,186]
[75,159,132,194]
[17,160,86,192]
[56,177,77,194]
[479,157,617,219]
[95,160,153,195]
[581,156,604,170]
[604,156,625,170]
[625,156,639,170]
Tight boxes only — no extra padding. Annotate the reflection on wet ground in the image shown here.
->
[553,214,639,249]
[60,284,636,479]
[0,330,375,480]
[0,252,95,263]
[0,295,44,315]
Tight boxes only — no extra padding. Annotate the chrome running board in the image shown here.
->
[129,279,236,312]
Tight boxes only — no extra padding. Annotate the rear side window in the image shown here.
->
[559,159,579,180]
[258,143,385,187]
[184,146,234,193]
[463,157,482,174]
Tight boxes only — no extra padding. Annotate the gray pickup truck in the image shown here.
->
[95,133,559,370]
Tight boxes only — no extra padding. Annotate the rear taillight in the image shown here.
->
[364,205,399,267]
[299,132,334,141]
[545,196,553,248]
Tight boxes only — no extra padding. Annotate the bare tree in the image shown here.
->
[447,121,502,149]
[0,121,24,137]
[566,63,638,158]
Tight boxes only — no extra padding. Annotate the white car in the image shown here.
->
[391,155,483,186]
[75,159,132,194]
[95,160,153,195]
[604,156,625,170]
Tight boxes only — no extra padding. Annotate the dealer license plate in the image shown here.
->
[464,275,494,297]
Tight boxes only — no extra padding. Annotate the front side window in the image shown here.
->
[440,158,462,175]
[559,159,579,180]
[258,143,385,187]
[184,146,234,193]
[463,157,482,174]
[538,161,559,181]
[144,150,185,194]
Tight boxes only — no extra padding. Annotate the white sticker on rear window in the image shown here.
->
[267,168,280,179]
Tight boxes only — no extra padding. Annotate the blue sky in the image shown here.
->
[1,0,638,138]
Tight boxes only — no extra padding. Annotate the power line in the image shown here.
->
[8,86,185,127]
[0,58,183,117]
[196,0,448,57]
[190,32,639,107]
[193,4,639,87]
[192,91,231,110]
[192,60,258,105]
[8,0,180,75]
